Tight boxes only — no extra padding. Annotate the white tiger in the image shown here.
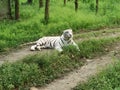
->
[30,29,80,52]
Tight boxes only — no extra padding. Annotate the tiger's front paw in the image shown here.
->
[36,46,41,51]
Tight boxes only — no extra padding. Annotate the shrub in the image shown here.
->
[0,62,42,89]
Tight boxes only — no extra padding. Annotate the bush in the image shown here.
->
[0,62,42,89]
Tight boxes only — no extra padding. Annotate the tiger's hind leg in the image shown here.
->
[36,45,42,51]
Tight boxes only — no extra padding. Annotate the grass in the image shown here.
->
[0,36,120,89]
[0,0,120,52]
[0,0,120,89]
[74,60,120,90]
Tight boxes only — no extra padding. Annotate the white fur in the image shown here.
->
[30,29,80,52]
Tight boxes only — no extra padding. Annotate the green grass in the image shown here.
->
[0,0,120,52]
[0,36,120,89]
[0,0,120,89]
[74,60,120,90]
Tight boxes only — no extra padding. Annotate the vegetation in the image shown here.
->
[74,60,120,90]
[0,35,120,89]
[0,0,120,89]
[0,0,120,52]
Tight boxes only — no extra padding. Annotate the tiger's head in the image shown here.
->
[62,29,73,40]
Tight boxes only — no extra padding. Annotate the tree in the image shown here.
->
[44,0,50,23]
[39,0,43,8]
[8,0,12,19]
[96,0,99,14]
[15,0,19,20]
[64,0,66,6]
[75,0,78,12]
[27,0,32,4]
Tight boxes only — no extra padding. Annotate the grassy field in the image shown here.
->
[0,0,120,52]
[0,0,120,89]
[74,60,120,90]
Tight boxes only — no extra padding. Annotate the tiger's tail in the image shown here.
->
[20,41,36,47]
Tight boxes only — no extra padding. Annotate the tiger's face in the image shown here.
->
[63,29,73,40]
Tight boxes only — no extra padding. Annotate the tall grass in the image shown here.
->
[0,0,120,52]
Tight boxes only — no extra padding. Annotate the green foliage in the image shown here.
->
[0,0,120,89]
[0,62,42,90]
[74,60,120,90]
[62,37,118,59]
[79,36,120,58]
